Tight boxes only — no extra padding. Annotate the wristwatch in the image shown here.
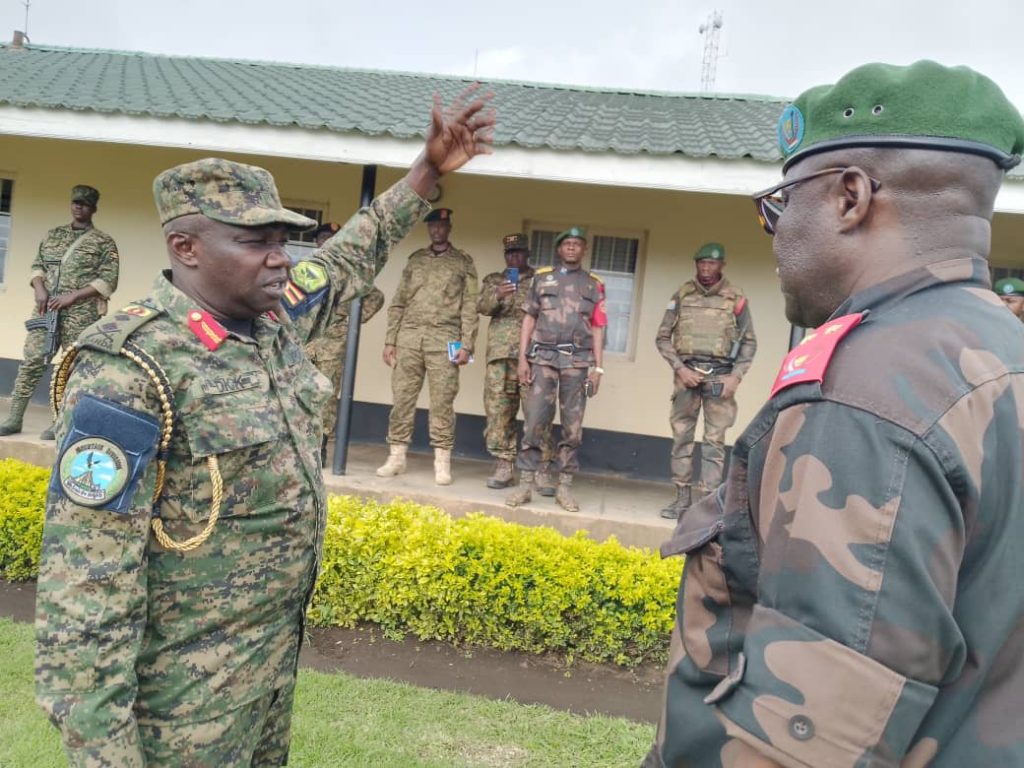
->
[593,367,605,375]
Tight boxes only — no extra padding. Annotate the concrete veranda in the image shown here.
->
[0,398,676,550]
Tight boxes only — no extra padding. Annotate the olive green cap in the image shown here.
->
[779,61,1024,172]
[555,226,587,246]
[994,277,1024,297]
[71,185,99,207]
[153,157,316,229]
[694,242,725,261]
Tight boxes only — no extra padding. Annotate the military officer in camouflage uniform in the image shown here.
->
[377,207,479,485]
[303,221,385,460]
[506,227,606,512]
[0,185,119,439]
[655,243,756,519]
[477,232,555,490]
[35,87,494,767]
[645,62,1024,768]
[993,276,1024,319]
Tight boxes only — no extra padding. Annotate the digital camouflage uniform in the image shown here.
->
[304,286,385,437]
[517,265,606,475]
[648,258,1024,768]
[35,159,427,766]
[12,223,119,402]
[655,276,756,497]
[384,244,478,450]
[477,269,553,463]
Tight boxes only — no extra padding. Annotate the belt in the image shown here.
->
[684,357,734,376]
[530,341,579,356]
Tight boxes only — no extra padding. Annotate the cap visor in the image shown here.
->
[205,206,318,231]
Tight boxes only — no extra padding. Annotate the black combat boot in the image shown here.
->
[660,485,691,519]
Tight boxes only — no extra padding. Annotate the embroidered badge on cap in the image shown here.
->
[292,261,328,292]
[771,313,864,397]
[60,437,129,506]
[188,310,228,351]
[778,104,806,155]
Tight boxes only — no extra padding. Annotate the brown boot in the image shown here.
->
[434,448,453,486]
[660,485,691,519]
[554,472,580,512]
[486,458,514,489]
[536,462,556,497]
[505,471,534,507]
[0,396,29,436]
[375,444,408,477]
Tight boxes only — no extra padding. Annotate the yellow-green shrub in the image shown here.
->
[0,459,50,580]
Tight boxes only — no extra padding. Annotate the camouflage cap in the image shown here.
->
[503,233,529,252]
[152,158,317,229]
[71,185,100,207]
[425,208,453,223]
[554,226,587,246]
[994,277,1024,297]
[779,61,1024,172]
[694,242,726,261]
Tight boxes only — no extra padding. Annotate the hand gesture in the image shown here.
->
[424,84,496,176]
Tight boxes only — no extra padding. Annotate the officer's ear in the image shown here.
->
[164,215,204,268]
[837,167,877,234]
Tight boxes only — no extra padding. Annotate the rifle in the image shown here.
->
[25,264,60,357]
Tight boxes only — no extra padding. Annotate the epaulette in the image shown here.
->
[75,303,163,356]
[587,271,604,284]
[770,313,865,397]
[536,266,554,275]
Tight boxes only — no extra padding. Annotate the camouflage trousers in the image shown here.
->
[387,346,460,450]
[669,379,737,491]
[517,363,588,475]
[137,680,294,767]
[483,358,554,462]
[11,307,96,401]
[305,336,349,439]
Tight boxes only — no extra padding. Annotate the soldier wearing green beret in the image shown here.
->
[647,61,1024,768]
[0,184,119,439]
[655,242,757,519]
[993,276,1024,319]
[34,86,494,766]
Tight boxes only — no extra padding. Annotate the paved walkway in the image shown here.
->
[0,398,676,550]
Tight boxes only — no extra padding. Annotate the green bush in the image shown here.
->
[0,459,681,666]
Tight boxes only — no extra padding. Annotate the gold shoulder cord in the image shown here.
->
[52,340,223,553]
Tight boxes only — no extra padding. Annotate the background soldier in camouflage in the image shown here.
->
[477,232,555,490]
[506,227,606,512]
[646,61,1024,768]
[304,221,385,462]
[0,185,119,439]
[993,276,1024,320]
[35,87,494,767]
[378,207,479,485]
[655,243,756,519]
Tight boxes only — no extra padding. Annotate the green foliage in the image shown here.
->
[0,459,49,581]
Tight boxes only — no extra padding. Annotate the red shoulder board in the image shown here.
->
[734,296,747,316]
[770,313,864,397]
[187,310,228,351]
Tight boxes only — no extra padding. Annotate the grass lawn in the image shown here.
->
[0,618,654,767]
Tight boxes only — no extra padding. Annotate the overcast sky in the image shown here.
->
[1,0,1021,107]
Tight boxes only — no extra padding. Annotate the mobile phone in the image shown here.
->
[506,267,519,285]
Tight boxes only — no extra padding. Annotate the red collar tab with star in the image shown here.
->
[187,309,228,351]
[770,313,864,397]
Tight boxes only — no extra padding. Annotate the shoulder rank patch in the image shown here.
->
[588,271,604,284]
[281,278,328,320]
[771,313,864,397]
[52,394,160,514]
[292,261,329,293]
[734,296,747,316]
[535,266,554,275]
[188,310,228,351]
[76,302,163,355]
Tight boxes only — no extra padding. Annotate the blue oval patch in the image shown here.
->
[778,104,806,155]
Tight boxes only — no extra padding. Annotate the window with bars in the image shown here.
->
[0,179,13,284]
[526,223,644,356]
[991,265,1024,283]
[284,203,324,262]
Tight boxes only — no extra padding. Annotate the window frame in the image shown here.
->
[0,173,16,287]
[283,199,327,262]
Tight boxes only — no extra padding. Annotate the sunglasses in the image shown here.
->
[752,167,882,235]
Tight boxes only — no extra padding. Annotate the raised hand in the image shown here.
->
[425,84,496,175]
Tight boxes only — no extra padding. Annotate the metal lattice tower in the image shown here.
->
[698,11,723,93]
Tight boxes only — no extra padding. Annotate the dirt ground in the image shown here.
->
[0,580,662,723]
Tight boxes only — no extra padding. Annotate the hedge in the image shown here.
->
[0,458,681,666]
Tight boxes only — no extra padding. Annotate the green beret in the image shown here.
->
[994,277,1024,297]
[71,185,100,207]
[779,61,1024,172]
[425,208,453,223]
[694,242,725,261]
[554,226,587,247]
[503,232,529,252]
[152,158,316,229]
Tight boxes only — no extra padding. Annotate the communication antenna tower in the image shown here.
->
[698,11,723,93]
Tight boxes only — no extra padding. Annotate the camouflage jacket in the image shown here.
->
[523,265,607,369]
[28,223,120,323]
[477,268,538,363]
[35,181,427,765]
[653,257,1024,767]
[306,286,385,351]
[655,277,756,378]
[384,244,479,353]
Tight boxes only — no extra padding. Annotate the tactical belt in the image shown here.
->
[529,341,586,356]
[684,357,734,376]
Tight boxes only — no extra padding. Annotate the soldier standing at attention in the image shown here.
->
[377,207,479,485]
[477,233,555,490]
[35,86,494,766]
[993,276,1024,319]
[506,227,606,512]
[654,243,756,519]
[0,185,119,439]
[303,221,385,463]
[646,61,1024,767]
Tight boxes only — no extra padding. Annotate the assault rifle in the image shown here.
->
[25,264,60,357]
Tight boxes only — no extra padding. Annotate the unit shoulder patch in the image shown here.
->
[291,260,329,293]
[76,302,163,355]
